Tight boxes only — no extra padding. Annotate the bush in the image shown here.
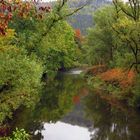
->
[1,128,29,140]
[99,68,135,89]
[87,68,136,104]
[0,32,43,123]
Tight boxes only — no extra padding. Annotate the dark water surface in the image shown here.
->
[10,70,140,140]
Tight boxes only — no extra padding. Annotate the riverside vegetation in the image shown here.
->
[1,0,140,139]
[85,0,140,108]
[0,0,83,138]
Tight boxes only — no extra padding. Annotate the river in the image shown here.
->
[10,70,140,140]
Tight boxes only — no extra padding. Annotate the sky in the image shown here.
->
[41,0,127,2]
[41,0,56,2]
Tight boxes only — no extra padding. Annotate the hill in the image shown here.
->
[68,0,111,34]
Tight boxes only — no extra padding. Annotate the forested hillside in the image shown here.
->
[68,0,111,34]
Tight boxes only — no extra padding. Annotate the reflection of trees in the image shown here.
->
[36,73,85,122]
[9,74,140,140]
[9,108,45,140]
[10,73,85,139]
[84,93,140,140]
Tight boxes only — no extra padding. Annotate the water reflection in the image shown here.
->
[84,93,140,140]
[9,72,140,140]
[41,121,90,140]
[10,72,86,139]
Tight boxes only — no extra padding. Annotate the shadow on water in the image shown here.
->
[9,71,140,140]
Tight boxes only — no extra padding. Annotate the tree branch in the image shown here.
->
[41,0,87,38]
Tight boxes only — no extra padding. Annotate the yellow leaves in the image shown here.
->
[13,0,21,3]
[0,28,13,36]
[113,17,132,30]
[112,16,138,41]
[6,29,15,36]
[0,45,20,53]
[22,13,27,19]
[0,29,15,45]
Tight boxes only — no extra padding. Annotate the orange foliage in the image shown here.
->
[75,29,81,39]
[99,68,136,89]
[0,0,51,35]
[75,28,85,42]
[72,95,80,104]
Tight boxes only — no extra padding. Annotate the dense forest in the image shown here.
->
[0,0,140,139]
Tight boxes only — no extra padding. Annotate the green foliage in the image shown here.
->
[88,76,122,98]
[0,1,81,124]
[1,128,29,140]
[0,0,83,130]
[112,0,140,72]
[113,17,140,60]
[34,74,83,122]
[10,16,42,52]
[86,3,140,69]
[5,74,86,132]
[10,11,79,77]
[87,76,104,89]
[87,6,116,65]
[0,32,43,123]
[41,21,79,75]
[86,2,140,107]
[109,51,134,68]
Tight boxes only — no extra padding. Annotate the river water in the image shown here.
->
[10,70,140,140]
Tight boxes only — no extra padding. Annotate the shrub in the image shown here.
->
[87,68,137,104]
[0,32,43,123]
[1,128,29,140]
[99,68,135,89]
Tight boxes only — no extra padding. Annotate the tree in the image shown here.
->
[0,30,43,123]
[87,6,116,65]
[40,21,79,76]
[113,0,140,72]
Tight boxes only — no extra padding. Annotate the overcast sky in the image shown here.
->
[41,0,56,2]
[41,0,127,2]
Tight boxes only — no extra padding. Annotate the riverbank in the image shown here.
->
[84,65,140,108]
[2,70,140,140]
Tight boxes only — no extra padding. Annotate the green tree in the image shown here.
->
[0,31,43,123]
[87,6,116,65]
[40,21,79,76]
[113,0,140,72]
[10,8,81,77]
